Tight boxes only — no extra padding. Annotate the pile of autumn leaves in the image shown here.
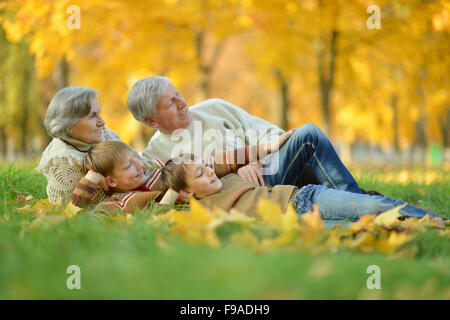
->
[10,194,450,258]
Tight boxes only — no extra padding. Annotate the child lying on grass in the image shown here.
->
[158,154,448,228]
[70,131,294,213]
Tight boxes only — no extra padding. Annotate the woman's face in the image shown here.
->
[69,99,105,144]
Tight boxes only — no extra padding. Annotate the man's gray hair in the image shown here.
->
[127,76,170,125]
[44,86,98,139]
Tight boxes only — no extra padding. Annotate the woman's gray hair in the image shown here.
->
[44,86,98,139]
[127,76,170,125]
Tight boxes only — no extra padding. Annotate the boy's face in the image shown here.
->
[106,150,147,192]
[183,160,222,199]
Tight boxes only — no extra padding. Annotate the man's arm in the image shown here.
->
[213,99,285,144]
[210,100,286,186]
[210,130,293,178]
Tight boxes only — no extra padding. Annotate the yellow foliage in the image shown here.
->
[373,204,406,228]
[8,191,449,257]
[256,198,298,233]
[1,0,449,148]
[298,204,324,233]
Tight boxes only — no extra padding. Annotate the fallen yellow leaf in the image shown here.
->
[374,204,406,228]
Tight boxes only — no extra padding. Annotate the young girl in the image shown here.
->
[70,131,294,213]
[158,154,448,227]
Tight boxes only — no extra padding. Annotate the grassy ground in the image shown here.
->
[0,163,449,299]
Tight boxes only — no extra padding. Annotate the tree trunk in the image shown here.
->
[195,30,225,100]
[19,62,31,156]
[317,29,339,137]
[391,94,400,152]
[195,31,210,99]
[274,69,290,130]
[0,125,6,158]
[439,107,450,148]
[54,58,69,91]
[415,118,427,164]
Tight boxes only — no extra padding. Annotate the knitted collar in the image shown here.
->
[61,135,93,152]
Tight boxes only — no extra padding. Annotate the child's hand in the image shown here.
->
[85,170,109,191]
[160,188,180,205]
[262,129,294,154]
[176,190,193,204]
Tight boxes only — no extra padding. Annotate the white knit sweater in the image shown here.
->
[142,98,284,162]
[37,127,121,204]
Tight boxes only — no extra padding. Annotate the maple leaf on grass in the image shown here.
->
[373,204,406,228]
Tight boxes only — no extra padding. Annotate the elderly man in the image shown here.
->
[127,76,371,195]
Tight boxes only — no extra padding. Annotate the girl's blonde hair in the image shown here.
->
[83,141,134,176]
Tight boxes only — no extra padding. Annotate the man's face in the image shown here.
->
[144,83,192,134]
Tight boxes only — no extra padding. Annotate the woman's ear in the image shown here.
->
[105,176,117,188]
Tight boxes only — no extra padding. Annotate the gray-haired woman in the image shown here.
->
[37,86,121,204]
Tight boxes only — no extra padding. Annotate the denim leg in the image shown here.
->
[263,123,361,193]
[294,184,446,221]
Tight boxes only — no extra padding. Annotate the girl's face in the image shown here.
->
[106,150,147,192]
[183,160,222,198]
[69,99,105,144]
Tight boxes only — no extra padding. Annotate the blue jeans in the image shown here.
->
[292,184,447,228]
[263,123,361,193]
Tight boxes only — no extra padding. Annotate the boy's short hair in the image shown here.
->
[159,154,198,192]
[83,141,134,176]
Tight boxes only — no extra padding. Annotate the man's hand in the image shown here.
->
[237,163,265,186]
[261,129,294,154]
[84,170,109,191]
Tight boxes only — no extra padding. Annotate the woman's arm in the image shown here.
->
[41,157,86,204]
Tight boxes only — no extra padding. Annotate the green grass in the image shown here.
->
[0,163,449,299]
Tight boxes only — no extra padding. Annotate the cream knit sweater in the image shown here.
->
[37,127,121,204]
[142,98,284,162]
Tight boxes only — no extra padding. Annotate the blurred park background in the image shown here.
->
[0,0,449,165]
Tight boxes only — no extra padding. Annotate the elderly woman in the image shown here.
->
[37,86,121,204]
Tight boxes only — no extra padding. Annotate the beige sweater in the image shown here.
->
[199,174,298,217]
[142,98,284,162]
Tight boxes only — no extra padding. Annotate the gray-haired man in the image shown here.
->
[127,76,379,196]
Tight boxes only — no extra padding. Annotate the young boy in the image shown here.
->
[158,155,448,225]
[70,131,294,213]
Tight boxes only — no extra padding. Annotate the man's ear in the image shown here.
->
[105,176,117,188]
[143,116,159,129]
